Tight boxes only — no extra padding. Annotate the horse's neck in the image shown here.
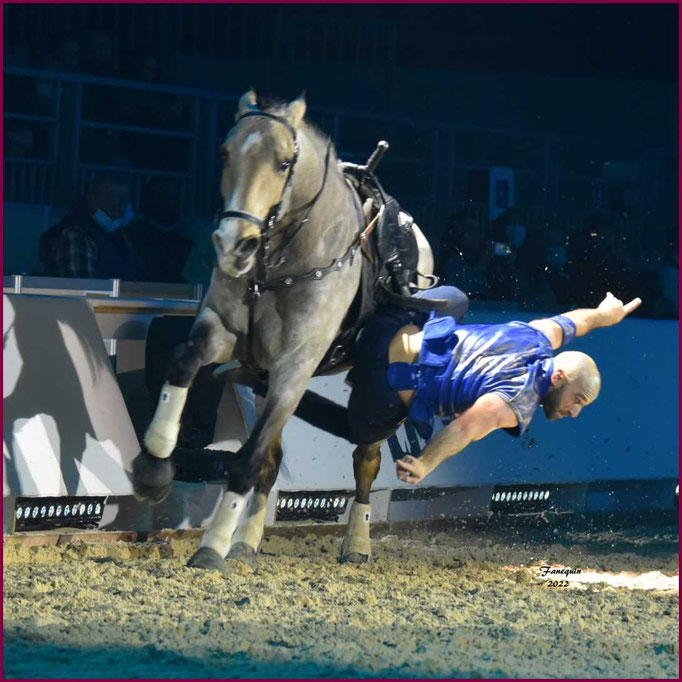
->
[275,128,357,262]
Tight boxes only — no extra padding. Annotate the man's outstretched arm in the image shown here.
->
[530,292,642,350]
[396,393,518,485]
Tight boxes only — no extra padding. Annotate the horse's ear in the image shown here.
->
[285,92,307,129]
[236,89,258,120]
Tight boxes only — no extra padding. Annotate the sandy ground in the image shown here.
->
[3,517,678,679]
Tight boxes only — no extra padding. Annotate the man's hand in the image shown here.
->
[396,455,431,485]
[597,292,642,327]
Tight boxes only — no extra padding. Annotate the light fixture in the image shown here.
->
[275,491,351,521]
[13,496,106,531]
[491,485,553,515]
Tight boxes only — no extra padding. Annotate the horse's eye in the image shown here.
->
[279,160,292,174]
[220,148,229,165]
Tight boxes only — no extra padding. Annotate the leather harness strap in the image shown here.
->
[358,206,383,265]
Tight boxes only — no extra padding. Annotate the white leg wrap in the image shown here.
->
[200,491,246,559]
[143,383,189,458]
[232,492,268,551]
[341,502,372,559]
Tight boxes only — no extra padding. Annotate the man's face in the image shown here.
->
[94,182,131,219]
[541,376,590,420]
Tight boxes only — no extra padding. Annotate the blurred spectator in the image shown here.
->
[40,173,138,279]
[490,208,528,251]
[138,54,160,82]
[567,213,639,305]
[117,53,185,128]
[438,209,484,269]
[5,40,29,67]
[655,256,678,318]
[5,125,35,158]
[643,225,678,318]
[124,177,192,283]
[479,208,528,301]
[82,31,117,77]
[484,241,524,301]
[538,228,573,303]
[441,219,492,298]
[38,37,80,72]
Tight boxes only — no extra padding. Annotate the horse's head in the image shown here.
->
[213,89,306,277]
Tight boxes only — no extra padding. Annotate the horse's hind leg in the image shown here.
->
[133,307,235,502]
[340,440,383,564]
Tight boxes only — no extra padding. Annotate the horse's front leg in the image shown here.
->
[225,426,282,572]
[132,307,235,502]
[340,440,383,564]
[187,355,319,573]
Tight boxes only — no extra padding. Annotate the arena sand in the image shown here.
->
[3,518,678,678]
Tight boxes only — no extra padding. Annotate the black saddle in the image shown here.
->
[312,167,446,376]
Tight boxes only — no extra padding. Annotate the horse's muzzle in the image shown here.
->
[212,229,261,276]
[234,237,260,259]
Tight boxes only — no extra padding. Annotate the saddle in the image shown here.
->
[218,143,447,382]
[313,160,445,376]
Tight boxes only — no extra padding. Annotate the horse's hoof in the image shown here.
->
[338,552,370,564]
[186,547,228,575]
[226,541,258,572]
[131,450,174,504]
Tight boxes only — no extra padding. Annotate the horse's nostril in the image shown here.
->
[212,230,225,254]
[235,237,260,258]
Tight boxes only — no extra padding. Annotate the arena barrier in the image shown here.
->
[3,282,678,535]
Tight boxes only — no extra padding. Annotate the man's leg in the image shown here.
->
[412,285,469,322]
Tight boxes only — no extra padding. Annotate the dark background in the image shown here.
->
[3,3,678,316]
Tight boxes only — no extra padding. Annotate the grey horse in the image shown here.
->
[132,90,435,573]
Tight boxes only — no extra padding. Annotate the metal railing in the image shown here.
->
[4,4,396,68]
[3,66,671,259]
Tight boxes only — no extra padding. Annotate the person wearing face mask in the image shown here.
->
[40,173,139,280]
[541,230,575,304]
[123,177,192,283]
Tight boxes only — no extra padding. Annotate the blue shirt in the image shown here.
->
[387,317,556,439]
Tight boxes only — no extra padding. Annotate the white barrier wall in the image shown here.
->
[3,294,138,502]
[276,312,678,491]
[3,292,677,532]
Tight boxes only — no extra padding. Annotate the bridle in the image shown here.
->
[216,111,300,248]
[216,110,365,372]
[216,110,341,278]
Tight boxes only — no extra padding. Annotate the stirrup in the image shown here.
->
[411,272,440,290]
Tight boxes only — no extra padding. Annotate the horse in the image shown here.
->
[132,90,437,574]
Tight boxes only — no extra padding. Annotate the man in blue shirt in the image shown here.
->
[357,290,640,485]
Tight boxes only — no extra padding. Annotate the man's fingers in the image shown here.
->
[623,297,642,315]
[397,471,418,485]
[396,458,416,474]
[396,459,420,485]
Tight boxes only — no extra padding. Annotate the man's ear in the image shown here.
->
[550,368,566,386]
[236,88,258,120]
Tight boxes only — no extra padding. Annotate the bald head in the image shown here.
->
[554,351,601,401]
[542,351,601,420]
